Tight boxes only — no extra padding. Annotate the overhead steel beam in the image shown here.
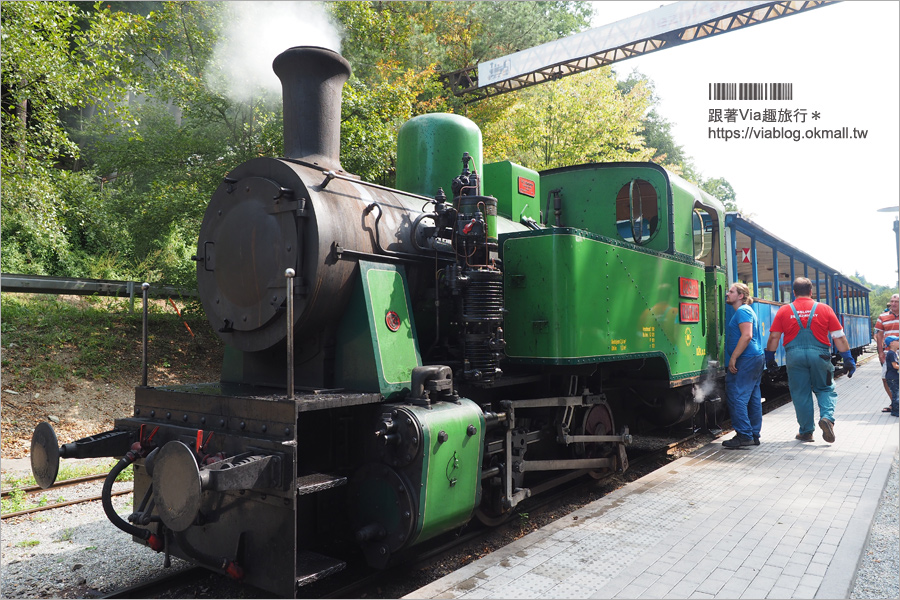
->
[443,1,838,102]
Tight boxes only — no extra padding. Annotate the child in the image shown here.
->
[884,335,899,417]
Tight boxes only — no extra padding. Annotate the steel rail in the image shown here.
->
[2,487,132,520]
[0,472,110,497]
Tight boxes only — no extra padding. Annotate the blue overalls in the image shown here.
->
[784,302,836,435]
[725,307,764,440]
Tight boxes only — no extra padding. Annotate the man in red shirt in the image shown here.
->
[765,277,856,443]
[874,294,899,407]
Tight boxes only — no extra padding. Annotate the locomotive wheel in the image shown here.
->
[581,401,616,480]
[475,458,510,526]
[474,506,510,527]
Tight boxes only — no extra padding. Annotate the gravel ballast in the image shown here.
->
[1,492,191,598]
[850,451,900,600]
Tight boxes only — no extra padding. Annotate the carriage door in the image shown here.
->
[692,203,725,364]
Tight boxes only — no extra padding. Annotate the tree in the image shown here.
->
[0,0,624,284]
[699,177,739,212]
[617,71,697,178]
[1,1,140,276]
[328,1,594,182]
[469,68,654,171]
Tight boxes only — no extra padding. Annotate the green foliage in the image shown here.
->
[3,488,29,514]
[700,177,739,212]
[1,2,139,169]
[2,0,720,287]
[0,161,129,276]
[869,287,898,326]
[472,68,654,170]
[341,70,449,185]
[1,2,143,279]
[331,1,594,182]
[618,72,698,179]
[465,2,593,63]
[333,2,591,78]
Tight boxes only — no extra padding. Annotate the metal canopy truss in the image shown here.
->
[445,1,838,101]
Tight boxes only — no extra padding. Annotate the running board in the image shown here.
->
[296,472,347,496]
[296,551,346,587]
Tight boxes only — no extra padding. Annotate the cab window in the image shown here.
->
[692,203,720,266]
[615,179,659,245]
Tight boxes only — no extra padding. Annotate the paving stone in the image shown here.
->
[406,361,896,600]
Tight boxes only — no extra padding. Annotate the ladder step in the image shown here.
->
[296,472,347,495]
[296,551,346,587]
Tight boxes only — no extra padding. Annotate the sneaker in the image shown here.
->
[818,418,835,443]
[723,435,754,448]
[795,432,814,442]
[753,435,760,446]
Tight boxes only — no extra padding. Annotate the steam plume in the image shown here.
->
[207,2,343,103]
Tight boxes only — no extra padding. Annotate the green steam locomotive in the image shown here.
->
[28,46,770,598]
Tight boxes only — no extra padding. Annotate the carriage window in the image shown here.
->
[692,204,720,266]
[615,179,658,245]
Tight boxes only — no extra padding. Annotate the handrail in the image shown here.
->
[0,273,197,310]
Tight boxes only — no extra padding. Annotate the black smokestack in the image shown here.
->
[272,46,351,171]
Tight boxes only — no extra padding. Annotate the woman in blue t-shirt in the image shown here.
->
[722,282,765,448]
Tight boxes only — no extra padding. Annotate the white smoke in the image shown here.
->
[692,378,718,403]
[206,2,343,103]
[692,360,721,403]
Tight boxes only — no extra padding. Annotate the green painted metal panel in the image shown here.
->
[335,261,421,398]
[705,269,728,363]
[539,163,672,254]
[406,399,485,545]
[366,268,420,385]
[501,228,710,379]
[483,161,541,223]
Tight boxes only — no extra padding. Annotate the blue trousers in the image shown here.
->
[888,378,899,417]
[786,347,836,434]
[725,354,765,438]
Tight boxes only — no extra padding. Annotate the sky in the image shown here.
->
[583,1,900,288]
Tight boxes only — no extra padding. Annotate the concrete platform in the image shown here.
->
[406,357,898,599]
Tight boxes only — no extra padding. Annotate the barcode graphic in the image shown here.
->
[709,83,793,101]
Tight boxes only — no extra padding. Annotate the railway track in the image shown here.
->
[316,428,723,599]
[1,472,132,520]
[310,389,797,599]
[52,427,714,600]
[4,389,800,598]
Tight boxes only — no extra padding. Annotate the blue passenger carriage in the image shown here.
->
[724,213,871,366]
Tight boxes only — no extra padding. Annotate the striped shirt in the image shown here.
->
[874,310,899,338]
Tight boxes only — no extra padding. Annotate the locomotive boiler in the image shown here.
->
[30,46,732,597]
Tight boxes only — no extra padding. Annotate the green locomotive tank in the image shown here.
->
[396,112,484,197]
